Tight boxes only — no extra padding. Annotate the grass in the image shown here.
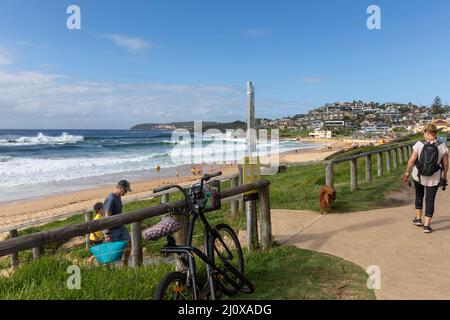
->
[267,157,407,212]
[0,246,374,300]
[0,255,172,300]
[233,246,375,300]
[0,146,410,300]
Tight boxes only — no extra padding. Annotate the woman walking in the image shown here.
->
[404,123,448,233]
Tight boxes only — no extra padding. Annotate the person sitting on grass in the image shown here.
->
[90,202,104,244]
[103,180,132,266]
[87,202,104,265]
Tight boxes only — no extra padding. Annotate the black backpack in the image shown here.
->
[415,140,442,178]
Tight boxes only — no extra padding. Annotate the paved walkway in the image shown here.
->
[271,190,450,300]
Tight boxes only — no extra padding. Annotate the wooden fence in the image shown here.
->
[0,178,271,269]
[325,142,415,190]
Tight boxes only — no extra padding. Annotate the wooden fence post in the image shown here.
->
[161,191,188,271]
[386,150,392,173]
[84,210,92,251]
[377,152,383,177]
[258,186,272,250]
[403,146,409,162]
[131,222,143,268]
[161,192,170,221]
[326,162,334,187]
[32,247,42,259]
[231,176,239,216]
[246,200,259,251]
[9,229,19,269]
[173,210,189,271]
[398,146,404,165]
[238,165,244,212]
[162,193,169,206]
[365,154,372,184]
[393,148,398,170]
[350,158,358,191]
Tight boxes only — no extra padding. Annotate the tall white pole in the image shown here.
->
[246,81,258,250]
[247,81,256,154]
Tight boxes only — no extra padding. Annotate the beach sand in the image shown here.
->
[0,164,237,233]
[0,139,368,235]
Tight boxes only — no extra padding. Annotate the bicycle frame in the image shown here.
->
[157,173,254,300]
[161,228,254,300]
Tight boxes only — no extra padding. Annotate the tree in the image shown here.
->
[432,96,442,108]
[431,96,445,115]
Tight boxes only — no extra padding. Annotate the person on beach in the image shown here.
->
[404,124,449,233]
[103,180,132,266]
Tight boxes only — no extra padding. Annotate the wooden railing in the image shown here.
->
[0,178,271,269]
[325,142,415,190]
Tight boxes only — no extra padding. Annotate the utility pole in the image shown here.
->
[246,81,258,249]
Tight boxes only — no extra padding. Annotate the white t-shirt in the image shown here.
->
[412,140,448,187]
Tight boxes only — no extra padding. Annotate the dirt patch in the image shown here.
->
[377,186,415,209]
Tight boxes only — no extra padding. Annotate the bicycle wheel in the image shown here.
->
[208,223,244,296]
[153,272,196,300]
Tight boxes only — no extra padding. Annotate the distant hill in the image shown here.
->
[130,121,246,132]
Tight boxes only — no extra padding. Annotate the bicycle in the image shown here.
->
[152,171,255,300]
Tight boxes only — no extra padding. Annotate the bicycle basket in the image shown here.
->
[203,179,221,212]
[89,241,128,265]
[142,216,182,241]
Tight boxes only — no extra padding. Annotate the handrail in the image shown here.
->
[326,142,415,165]
[0,174,239,234]
[0,179,270,258]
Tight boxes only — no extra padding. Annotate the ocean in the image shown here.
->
[0,129,317,203]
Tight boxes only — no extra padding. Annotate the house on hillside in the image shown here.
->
[309,129,332,139]
[432,119,450,132]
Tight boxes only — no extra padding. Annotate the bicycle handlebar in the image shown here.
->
[153,185,178,194]
[202,171,222,181]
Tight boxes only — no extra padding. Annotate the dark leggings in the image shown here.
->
[414,180,439,218]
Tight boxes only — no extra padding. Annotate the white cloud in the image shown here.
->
[0,71,310,129]
[0,70,247,128]
[104,34,152,52]
[244,28,271,37]
[0,47,12,65]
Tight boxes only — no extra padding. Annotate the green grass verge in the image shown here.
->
[233,246,375,300]
[268,158,407,212]
[0,246,374,300]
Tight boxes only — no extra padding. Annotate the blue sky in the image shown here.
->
[0,0,449,129]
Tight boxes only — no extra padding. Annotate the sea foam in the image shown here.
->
[0,132,84,147]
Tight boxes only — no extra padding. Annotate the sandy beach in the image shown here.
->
[0,138,367,236]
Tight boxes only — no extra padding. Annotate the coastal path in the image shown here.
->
[271,189,450,300]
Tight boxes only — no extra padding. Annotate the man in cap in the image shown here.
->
[103,180,132,266]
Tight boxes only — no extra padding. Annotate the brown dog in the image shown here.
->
[320,185,336,214]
